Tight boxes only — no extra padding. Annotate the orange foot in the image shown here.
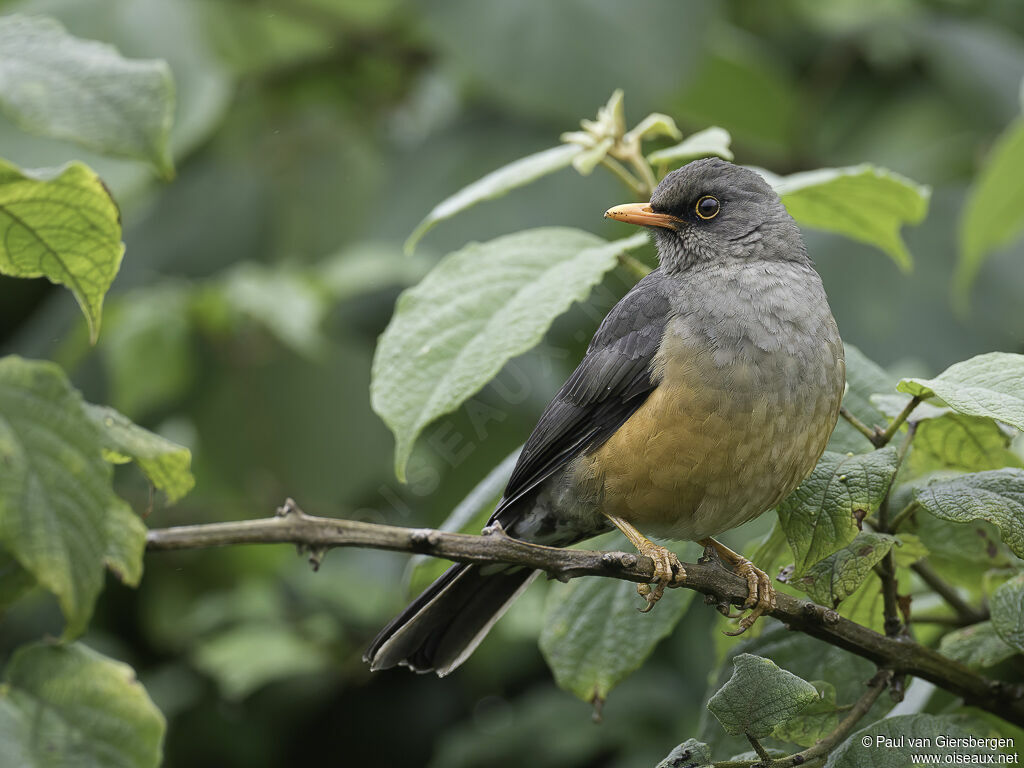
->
[700,538,776,635]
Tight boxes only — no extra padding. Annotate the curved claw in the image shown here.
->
[634,542,685,612]
[722,559,776,636]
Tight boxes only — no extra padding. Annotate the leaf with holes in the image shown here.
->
[0,642,164,768]
[913,469,1024,558]
[771,165,930,271]
[777,448,900,575]
[898,352,1024,433]
[707,653,818,739]
[0,160,123,343]
[0,15,175,176]
[373,228,647,480]
[791,532,895,607]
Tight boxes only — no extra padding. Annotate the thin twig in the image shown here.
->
[911,562,989,625]
[839,397,921,449]
[599,156,646,196]
[839,407,878,444]
[888,501,919,534]
[617,251,652,281]
[144,500,1024,727]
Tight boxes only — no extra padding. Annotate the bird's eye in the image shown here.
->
[695,195,720,220]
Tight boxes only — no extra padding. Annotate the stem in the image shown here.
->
[839,407,877,444]
[145,500,1024,727]
[746,735,773,764]
[839,396,921,449]
[617,251,652,281]
[911,562,989,625]
[599,156,646,196]
[888,501,919,534]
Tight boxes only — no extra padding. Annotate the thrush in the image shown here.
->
[366,158,845,675]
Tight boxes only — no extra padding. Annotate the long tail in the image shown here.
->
[364,563,537,676]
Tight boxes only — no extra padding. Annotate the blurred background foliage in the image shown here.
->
[1,0,1023,766]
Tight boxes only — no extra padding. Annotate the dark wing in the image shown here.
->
[490,268,673,525]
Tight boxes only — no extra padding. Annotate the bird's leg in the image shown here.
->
[698,538,776,635]
[604,514,685,612]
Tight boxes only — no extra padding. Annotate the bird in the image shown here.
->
[365,157,845,676]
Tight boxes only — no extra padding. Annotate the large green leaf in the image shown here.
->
[0,549,35,616]
[86,404,194,504]
[706,653,818,739]
[791,532,895,607]
[898,352,1024,432]
[372,228,647,480]
[0,15,175,176]
[826,714,1002,767]
[771,165,930,271]
[991,572,1024,653]
[829,343,895,453]
[539,541,694,705]
[956,117,1024,309]
[0,357,119,635]
[910,412,1023,476]
[0,159,123,343]
[914,469,1024,558]
[0,642,164,768]
[777,448,900,575]
[404,145,582,253]
[939,621,1018,668]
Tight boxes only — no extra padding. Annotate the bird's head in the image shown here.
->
[605,158,807,273]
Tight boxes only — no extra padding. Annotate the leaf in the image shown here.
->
[372,228,647,480]
[0,642,165,768]
[539,543,694,705]
[86,404,195,503]
[407,448,519,596]
[777,448,900,575]
[772,681,840,748]
[191,623,332,700]
[908,412,1023,477]
[0,15,175,177]
[829,344,895,454]
[706,653,818,739]
[991,573,1024,653]
[826,714,1002,767]
[656,739,713,768]
[0,549,35,616]
[772,164,930,272]
[404,144,582,253]
[791,532,895,607]
[898,352,1024,432]
[913,469,1024,558]
[103,500,146,588]
[939,621,1018,668]
[0,159,124,343]
[956,117,1024,309]
[890,533,929,568]
[647,126,734,166]
[0,356,120,636]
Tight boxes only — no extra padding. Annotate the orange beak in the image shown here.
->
[604,202,680,230]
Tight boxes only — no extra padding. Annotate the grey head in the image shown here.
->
[606,158,809,273]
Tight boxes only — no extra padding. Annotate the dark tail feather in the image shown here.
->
[364,563,537,676]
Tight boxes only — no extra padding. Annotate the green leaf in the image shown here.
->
[908,412,1023,476]
[777,448,900,575]
[991,573,1024,653]
[0,357,121,636]
[898,352,1024,432]
[191,623,332,701]
[826,714,1003,767]
[914,469,1024,558]
[939,621,1018,668]
[372,228,647,481]
[86,404,195,504]
[0,159,124,343]
[0,642,165,768]
[791,532,895,607]
[829,344,895,453]
[956,118,1024,310]
[0,15,175,177]
[706,653,818,739]
[647,126,734,166]
[103,499,146,588]
[656,739,713,768]
[0,549,35,615]
[404,144,582,253]
[772,164,930,272]
[539,543,694,705]
[772,681,840,748]
[839,572,885,634]
[890,533,929,568]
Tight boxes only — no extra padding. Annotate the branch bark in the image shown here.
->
[145,499,1024,727]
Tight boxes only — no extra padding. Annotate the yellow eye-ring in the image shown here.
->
[696,195,720,220]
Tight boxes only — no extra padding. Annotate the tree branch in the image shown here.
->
[145,499,1024,727]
